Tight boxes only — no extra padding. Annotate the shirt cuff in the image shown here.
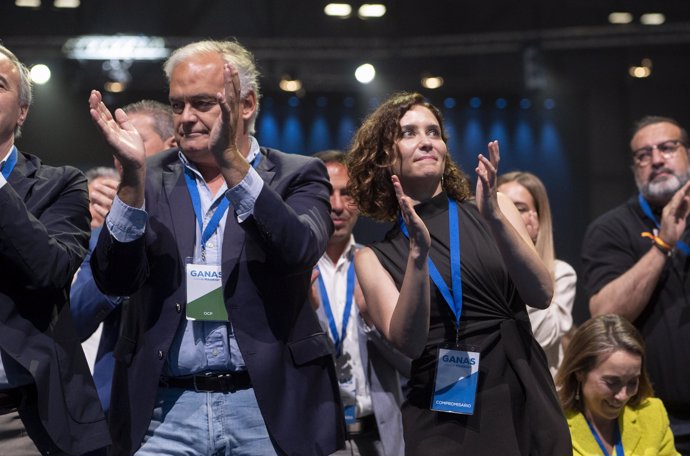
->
[225,167,264,223]
[105,195,148,243]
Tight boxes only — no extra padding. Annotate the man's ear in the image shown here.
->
[241,90,257,122]
[16,104,29,128]
[164,136,177,149]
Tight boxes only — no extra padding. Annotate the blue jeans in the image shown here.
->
[135,387,284,456]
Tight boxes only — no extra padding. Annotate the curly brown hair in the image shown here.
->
[346,92,470,222]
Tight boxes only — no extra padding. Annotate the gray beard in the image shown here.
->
[637,169,690,206]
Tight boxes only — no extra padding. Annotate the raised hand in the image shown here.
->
[209,63,249,182]
[393,175,430,261]
[88,90,146,171]
[658,180,690,247]
[475,140,501,217]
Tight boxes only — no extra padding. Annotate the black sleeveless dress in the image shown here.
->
[369,193,572,456]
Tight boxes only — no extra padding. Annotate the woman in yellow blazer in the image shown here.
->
[556,314,679,456]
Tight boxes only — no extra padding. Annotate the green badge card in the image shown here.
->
[185,263,229,321]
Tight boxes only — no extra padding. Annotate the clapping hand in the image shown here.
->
[88,90,146,172]
[393,175,430,262]
[208,63,249,180]
[475,140,501,218]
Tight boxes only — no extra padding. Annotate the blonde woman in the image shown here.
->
[498,171,575,376]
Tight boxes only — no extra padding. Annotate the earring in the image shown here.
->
[575,383,581,401]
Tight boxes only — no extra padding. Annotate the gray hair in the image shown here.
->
[85,166,119,183]
[0,44,32,137]
[122,99,174,141]
[163,40,261,134]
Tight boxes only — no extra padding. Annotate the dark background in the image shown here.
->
[4,0,690,324]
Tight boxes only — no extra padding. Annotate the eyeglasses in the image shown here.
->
[632,139,687,167]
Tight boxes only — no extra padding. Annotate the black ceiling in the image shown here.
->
[3,0,690,95]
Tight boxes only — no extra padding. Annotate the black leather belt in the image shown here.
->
[159,371,251,393]
[347,413,378,436]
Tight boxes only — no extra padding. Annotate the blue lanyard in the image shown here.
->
[400,198,463,330]
[1,146,18,180]
[316,261,355,357]
[585,415,624,456]
[183,153,262,260]
[638,193,690,255]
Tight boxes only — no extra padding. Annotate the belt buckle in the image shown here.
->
[192,373,235,393]
[192,373,216,393]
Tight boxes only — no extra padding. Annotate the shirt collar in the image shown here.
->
[324,234,357,267]
[0,145,16,172]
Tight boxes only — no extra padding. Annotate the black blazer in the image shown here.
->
[92,147,345,456]
[0,150,110,455]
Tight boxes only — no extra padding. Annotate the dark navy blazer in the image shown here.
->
[92,147,345,456]
[0,151,110,455]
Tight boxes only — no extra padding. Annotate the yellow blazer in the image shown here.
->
[566,397,679,456]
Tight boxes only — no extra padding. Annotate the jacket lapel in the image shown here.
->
[620,405,641,455]
[162,160,195,263]
[7,151,36,201]
[221,150,274,289]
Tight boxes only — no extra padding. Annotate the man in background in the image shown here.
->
[312,150,406,456]
[0,43,109,455]
[582,115,690,455]
[71,99,176,415]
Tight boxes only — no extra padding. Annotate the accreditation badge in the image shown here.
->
[185,263,229,322]
[431,347,480,415]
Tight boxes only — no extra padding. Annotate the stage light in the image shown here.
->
[63,35,169,60]
[30,64,51,84]
[421,75,444,89]
[608,12,633,24]
[355,63,375,84]
[640,13,665,25]
[358,4,386,18]
[324,3,352,18]
[279,75,302,92]
[54,0,79,7]
[15,0,40,7]
[104,81,126,93]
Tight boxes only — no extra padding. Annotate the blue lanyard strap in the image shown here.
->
[183,153,263,259]
[316,261,355,357]
[638,193,690,255]
[1,146,18,180]
[585,415,624,456]
[399,198,463,329]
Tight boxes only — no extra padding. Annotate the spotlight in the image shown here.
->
[104,81,126,93]
[421,75,444,89]
[279,75,302,92]
[54,0,80,7]
[30,64,51,84]
[640,13,665,25]
[324,3,352,18]
[358,4,386,18]
[355,63,375,84]
[15,0,40,7]
[608,12,633,24]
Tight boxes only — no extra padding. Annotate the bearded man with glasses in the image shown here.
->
[582,115,690,456]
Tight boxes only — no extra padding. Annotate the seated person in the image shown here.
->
[556,314,679,456]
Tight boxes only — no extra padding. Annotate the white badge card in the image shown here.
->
[185,263,229,322]
[431,347,480,415]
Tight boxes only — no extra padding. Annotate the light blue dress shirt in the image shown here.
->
[106,138,264,376]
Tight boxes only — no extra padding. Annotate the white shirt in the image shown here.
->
[316,236,373,418]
